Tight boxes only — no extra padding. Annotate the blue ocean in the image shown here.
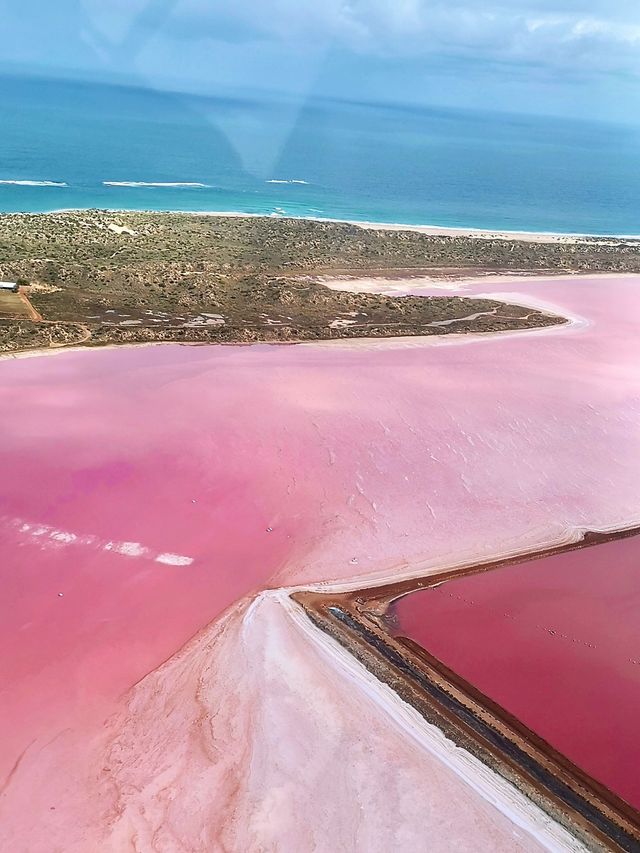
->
[1,73,639,235]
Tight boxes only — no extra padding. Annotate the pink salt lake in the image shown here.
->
[1,274,640,851]
[391,533,640,810]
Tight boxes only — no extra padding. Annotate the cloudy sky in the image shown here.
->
[2,0,640,121]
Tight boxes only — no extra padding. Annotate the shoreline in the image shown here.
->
[0,318,569,364]
[2,208,633,360]
[0,271,597,363]
[9,206,640,244]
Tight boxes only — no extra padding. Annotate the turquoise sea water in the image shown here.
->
[1,73,640,235]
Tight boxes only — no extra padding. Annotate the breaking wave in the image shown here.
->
[0,179,68,187]
[103,181,211,188]
[266,179,309,185]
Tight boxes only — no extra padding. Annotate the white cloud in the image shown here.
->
[76,0,640,79]
[4,0,639,123]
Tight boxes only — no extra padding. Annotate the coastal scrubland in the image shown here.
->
[4,210,635,353]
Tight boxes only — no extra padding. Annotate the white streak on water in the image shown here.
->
[155,553,194,566]
[3,516,193,567]
[0,180,68,187]
[102,181,210,188]
[104,540,149,558]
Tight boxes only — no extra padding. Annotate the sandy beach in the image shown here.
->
[44,206,640,243]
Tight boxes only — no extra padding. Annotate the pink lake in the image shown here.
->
[391,533,640,810]
[1,274,640,850]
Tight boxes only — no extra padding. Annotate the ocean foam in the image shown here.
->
[103,181,210,188]
[266,179,308,184]
[0,180,68,187]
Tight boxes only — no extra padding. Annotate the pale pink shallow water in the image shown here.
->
[1,274,640,850]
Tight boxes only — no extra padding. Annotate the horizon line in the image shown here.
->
[0,65,637,132]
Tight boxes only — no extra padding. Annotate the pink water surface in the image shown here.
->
[392,534,640,809]
[1,274,640,849]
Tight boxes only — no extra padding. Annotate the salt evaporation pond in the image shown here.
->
[391,534,640,810]
[1,274,640,850]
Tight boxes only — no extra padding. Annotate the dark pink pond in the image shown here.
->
[391,534,640,810]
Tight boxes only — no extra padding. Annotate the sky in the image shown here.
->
[1,0,640,122]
